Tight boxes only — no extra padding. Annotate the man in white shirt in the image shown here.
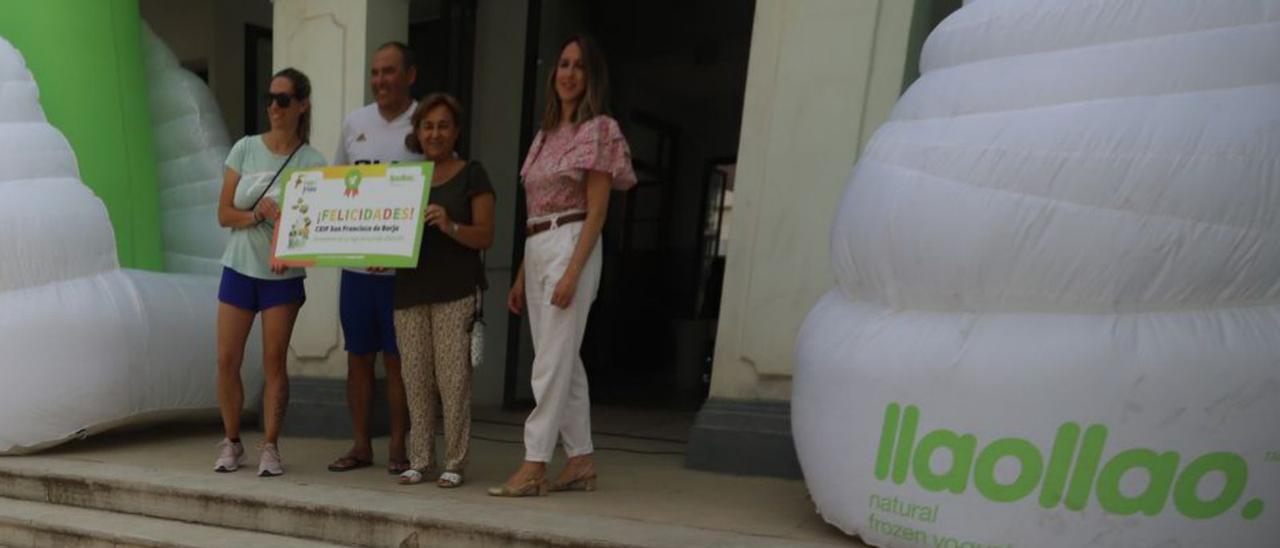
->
[328,41,422,475]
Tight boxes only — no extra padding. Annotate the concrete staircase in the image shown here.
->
[0,497,342,548]
[0,458,836,547]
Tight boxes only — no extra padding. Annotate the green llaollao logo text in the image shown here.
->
[874,403,1265,520]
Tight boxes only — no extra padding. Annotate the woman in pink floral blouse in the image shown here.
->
[489,34,636,497]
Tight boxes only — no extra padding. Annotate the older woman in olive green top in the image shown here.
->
[392,93,495,488]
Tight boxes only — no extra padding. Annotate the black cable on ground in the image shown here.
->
[468,434,685,456]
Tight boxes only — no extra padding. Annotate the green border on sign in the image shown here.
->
[273,162,434,268]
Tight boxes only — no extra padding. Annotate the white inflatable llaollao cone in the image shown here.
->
[143,24,233,276]
[0,36,260,454]
[794,1,1280,546]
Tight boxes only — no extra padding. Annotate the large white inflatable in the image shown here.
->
[144,25,233,276]
[794,1,1280,546]
[0,35,259,454]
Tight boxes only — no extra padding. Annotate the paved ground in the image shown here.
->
[13,407,859,546]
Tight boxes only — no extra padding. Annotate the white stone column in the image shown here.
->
[467,0,528,406]
[689,0,918,476]
[271,0,408,395]
[710,0,916,399]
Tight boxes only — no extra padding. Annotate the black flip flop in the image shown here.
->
[327,454,373,472]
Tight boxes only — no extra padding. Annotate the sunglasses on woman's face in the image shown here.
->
[266,92,297,108]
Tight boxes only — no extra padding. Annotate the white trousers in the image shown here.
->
[522,220,601,462]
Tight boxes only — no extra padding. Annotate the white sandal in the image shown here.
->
[437,471,463,488]
[398,468,425,485]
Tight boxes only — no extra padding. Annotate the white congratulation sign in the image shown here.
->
[272,162,432,267]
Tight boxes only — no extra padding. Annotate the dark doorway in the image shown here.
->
[407,0,476,156]
[903,0,964,90]
[504,1,756,411]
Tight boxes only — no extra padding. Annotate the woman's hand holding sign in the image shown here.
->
[424,204,451,231]
[255,197,280,224]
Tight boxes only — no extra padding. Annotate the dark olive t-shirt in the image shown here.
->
[394,161,494,309]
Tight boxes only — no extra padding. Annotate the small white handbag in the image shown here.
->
[469,295,484,369]
[469,252,485,369]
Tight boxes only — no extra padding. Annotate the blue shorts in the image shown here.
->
[340,270,398,356]
[218,267,306,312]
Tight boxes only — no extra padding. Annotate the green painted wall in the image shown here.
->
[0,0,164,271]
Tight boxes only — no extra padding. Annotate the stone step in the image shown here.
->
[0,458,834,548]
[0,496,345,548]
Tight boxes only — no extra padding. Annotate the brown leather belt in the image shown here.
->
[526,211,587,236]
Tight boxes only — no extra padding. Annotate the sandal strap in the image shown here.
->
[400,469,424,480]
[438,471,462,484]
[328,454,372,471]
[334,453,370,464]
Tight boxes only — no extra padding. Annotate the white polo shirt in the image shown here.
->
[335,101,423,275]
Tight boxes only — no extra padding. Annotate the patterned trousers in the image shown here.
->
[393,295,474,473]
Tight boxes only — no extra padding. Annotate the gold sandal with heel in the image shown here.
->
[487,478,549,497]
[550,474,597,492]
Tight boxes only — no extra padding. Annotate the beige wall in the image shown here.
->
[708,0,916,401]
[273,0,410,378]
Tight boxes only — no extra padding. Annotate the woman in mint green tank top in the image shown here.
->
[211,68,326,477]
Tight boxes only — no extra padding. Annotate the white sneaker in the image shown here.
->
[258,443,284,477]
[213,438,245,472]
